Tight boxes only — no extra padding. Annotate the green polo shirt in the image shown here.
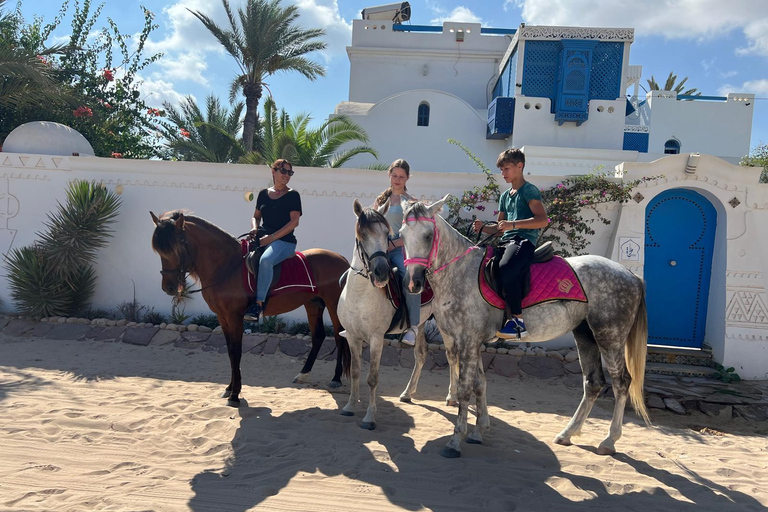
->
[499,181,541,244]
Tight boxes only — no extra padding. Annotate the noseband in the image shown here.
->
[352,219,391,285]
[159,230,194,292]
[402,215,478,274]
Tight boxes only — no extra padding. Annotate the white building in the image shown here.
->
[336,20,755,174]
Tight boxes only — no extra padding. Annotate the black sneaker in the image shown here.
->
[244,302,262,322]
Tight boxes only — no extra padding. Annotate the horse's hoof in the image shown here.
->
[220,389,231,399]
[399,396,412,403]
[361,421,376,430]
[227,399,241,408]
[466,437,483,445]
[340,410,354,417]
[597,445,616,456]
[440,447,461,458]
[553,436,572,446]
[446,399,458,407]
[328,380,342,389]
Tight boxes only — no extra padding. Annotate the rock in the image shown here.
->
[316,337,337,359]
[563,360,582,374]
[428,343,440,352]
[263,337,280,355]
[150,330,181,345]
[519,356,565,379]
[159,322,167,329]
[127,321,138,327]
[116,319,127,326]
[45,323,91,340]
[178,325,188,332]
[564,351,579,363]
[547,351,564,361]
[663,398,687,415]
[733,404,768,422]
[481,352,495,371]
[187,324,199,332]
[31,323,55,337]
[486,347,497,354]
[166,323,178,331]
[107,320,116,327]
[647,394,666,409]
[205,334,227,349]
[77,318,90,325]
[212,326,222,334]
[95,326,126,342]
[508,348,525,357]
[702,392,744,405]
[181,331,210,343]
[66,317,79,324]
[492,354,519,377]
[699,401,729,417]
[400,349,414,369]
[496,348,508,355]
[280,338,310,357]
[122,327,159,346]
[380,345,400,366]
[243,336,266,354]
[431,351,448,368]
[58,317,67,323]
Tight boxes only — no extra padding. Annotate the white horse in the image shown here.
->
[400,196,650,458]
[337,200,454,430]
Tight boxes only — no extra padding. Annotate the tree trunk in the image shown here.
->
[242,81,263,152]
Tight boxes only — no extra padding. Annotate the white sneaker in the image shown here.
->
[401,328,416,346]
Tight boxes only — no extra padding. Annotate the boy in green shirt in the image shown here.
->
[473,149,549,338]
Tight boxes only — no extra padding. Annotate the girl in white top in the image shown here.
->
[374,159,420,345]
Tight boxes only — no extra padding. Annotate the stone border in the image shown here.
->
[1,314,765,421]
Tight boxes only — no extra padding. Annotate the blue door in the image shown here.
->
[645,189,717,348]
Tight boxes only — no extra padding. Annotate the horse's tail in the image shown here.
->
[340,335,351,378]
[625,277,651,426]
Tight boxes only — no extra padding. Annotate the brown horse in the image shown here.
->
[150,210,350,407]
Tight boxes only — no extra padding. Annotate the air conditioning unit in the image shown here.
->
[487,97,515,139]
[361,2,411,23]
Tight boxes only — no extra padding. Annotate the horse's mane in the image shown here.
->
[356,207,390,238]
[404,201,474,244]
[151,210,238,258]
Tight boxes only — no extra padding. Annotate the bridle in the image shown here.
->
[402,215,479,275]
[351,219,391,286]
[159,228,220,296]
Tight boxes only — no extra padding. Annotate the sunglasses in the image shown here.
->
[277,167,294,176]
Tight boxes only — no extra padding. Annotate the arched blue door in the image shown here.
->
[645,189,717,348]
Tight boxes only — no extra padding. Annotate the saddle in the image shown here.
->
[241,240,317,302]
[480,241,587,310]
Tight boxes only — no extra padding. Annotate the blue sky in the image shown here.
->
[17,0,768,153]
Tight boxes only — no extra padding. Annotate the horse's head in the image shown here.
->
[353,199,391,288]
[400,194,450,293]
[150,210,193,296]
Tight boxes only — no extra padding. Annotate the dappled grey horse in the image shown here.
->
[400,196,650,458]
[337,200,451,430]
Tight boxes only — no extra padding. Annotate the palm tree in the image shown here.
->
[241,97,380,167]
[0,0,68,108]
[190,0,327,152]
[645,71,701,97]
[161,95,246,163]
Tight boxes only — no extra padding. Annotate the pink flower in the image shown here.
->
[111,151,123,158]
[147,108,161,116]
[476,205,485,211]
[35,55,49,65]
[103,69,114,81]
[180,128,191,138]
[493,210,499,215]
[73,106,93,117]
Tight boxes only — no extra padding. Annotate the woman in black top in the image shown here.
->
[244,159,302,320]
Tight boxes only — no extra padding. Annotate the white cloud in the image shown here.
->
[152,51,210,86]
[511,0,768,58]
[719,78,768,96]
[430,6,484,25]
[295,0,353,63]
[139,77,191,109]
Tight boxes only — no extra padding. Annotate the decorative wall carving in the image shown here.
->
[0,178,19,257]
[518,26,634,42]
[726,289,768,327]
[623,125,649,133]
[2,155,66,170]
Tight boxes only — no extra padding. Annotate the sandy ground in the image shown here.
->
[1,333,767,512]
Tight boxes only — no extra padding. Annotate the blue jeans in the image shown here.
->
[388,245,421,327]
[256,240,296,302]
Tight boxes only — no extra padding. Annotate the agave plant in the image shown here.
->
[5,180,121,317]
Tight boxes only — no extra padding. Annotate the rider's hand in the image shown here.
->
[249,228,259,240]
[472,219,483,233]
[258,234,271,247]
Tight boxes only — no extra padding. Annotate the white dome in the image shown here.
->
[3,121,95,156]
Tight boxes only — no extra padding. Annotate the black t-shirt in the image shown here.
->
[256,189,302,244]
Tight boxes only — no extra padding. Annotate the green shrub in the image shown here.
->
[80,308,116,320]
[143,309,167,325]
[190,313,220,329]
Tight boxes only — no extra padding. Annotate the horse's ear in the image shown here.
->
[376,200,389,216]
[174,213,185,230]
[150,211,160,226]
[427,194,451,217]
[353,199,364,217]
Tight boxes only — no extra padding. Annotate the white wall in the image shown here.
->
[348,20,510,109]
[646,92,755,162]
[340,89,507,172]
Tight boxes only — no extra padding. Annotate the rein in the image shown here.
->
[352,237,389,286]
[403,216,480,274]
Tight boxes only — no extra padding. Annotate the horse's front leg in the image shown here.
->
[341,334,363,417]
[441,346,479,458]
[361,335,385,430]
[400,324,428,402]
[443,334,459,406]
[220,315,244,407]
[467,348,490,445]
